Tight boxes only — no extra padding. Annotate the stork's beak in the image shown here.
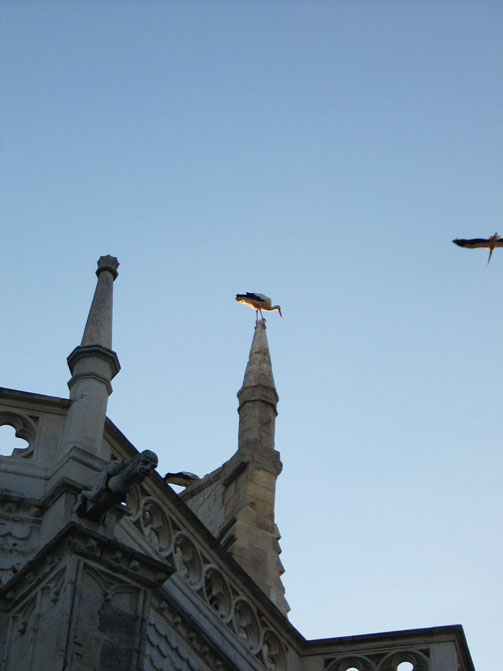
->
[278,307,282,318]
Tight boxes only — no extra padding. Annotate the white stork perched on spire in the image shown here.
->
[236,293,282,321]
[453,233,503,264]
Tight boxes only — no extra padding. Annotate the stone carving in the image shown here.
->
[377,650,429,671]
[261,629,287,670]
[125,484,143,522]
[121,475,291,669]
[2,593,38,670]
[68,563,142,671]
[139,497,173,557]
[326,649,430,671]
[203,566,232,621]
[173,533,203,588]
[0,522,37,584]
[39,568,66,610]
[0,497,41,585]
[0,411,38,457]
[232,598,261,653]
[75,450,158,522]
[1,567,68,671]
[326,654,376,671]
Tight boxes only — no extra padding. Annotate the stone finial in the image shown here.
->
[80,255,119,349]
[62,255,120,457]
[96,255,119,279]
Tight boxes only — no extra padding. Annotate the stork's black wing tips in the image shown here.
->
[453,238,490,248]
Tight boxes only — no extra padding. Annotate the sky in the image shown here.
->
[1,2,502,669]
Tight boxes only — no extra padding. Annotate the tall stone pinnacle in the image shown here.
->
[233,319,287,612]
[237,319,279,457]
[61,256,120,458]
[182,317,288,613]
[80,255,119,349]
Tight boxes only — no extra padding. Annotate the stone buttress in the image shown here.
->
[182,319,289,614]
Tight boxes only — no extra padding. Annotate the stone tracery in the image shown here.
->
[127,484,289,669]
[203,565,233,621]
[0,411,38,458]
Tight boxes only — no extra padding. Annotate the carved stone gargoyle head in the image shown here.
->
[74,449,159,523]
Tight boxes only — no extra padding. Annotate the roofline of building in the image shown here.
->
[304,624,475,669]
[0,387,70,410]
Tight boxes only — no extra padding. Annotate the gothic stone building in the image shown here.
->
[0,257,475,671]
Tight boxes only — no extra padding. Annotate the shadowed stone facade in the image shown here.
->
[0,257,475,671]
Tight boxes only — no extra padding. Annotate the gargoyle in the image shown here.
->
[75,449,158,522]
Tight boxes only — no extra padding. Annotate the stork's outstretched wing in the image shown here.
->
[453,238,493,248]
[453,237,503,248]
[453,234,503,264]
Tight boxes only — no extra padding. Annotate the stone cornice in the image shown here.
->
[304,625,475,671]
[0,387,70,412]
[305,624,469,649]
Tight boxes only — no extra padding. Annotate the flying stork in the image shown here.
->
[453,233,503,264]
[235,293,282,321]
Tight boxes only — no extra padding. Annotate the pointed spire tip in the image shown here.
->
[238,312,277,396]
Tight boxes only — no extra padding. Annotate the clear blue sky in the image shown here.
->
[1,3,502,669]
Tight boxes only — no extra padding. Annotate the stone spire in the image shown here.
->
[237,318,279,458]
[61,255,120,458]
[182,318,288,613]
[230,319,287,611]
